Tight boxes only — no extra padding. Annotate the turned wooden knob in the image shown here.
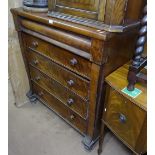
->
[33,59,39,65]
[67,80,74,86]
[32,41,38,48]
[70,58,78,66]
[35,76,41,81]
[38,91,44,96]
[67,98,74,106]
[119,113,127,123]
[70,114,75,120]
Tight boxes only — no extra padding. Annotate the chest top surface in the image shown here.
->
[11,8,112,40]
[11,6,143,35]
[105,62,147,111]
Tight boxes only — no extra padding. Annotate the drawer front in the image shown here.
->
[30,66,88,118]
[26,50,89,99]
[32,83,87,133]
[21,19,91,52]
[23,33,91,79]
[104,87,146,149]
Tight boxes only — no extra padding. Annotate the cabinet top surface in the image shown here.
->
[11,7,140,40]
[105,62,147,111]
[11,7,112,41]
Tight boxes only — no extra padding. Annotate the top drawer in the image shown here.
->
[21,19,91,52]
[22,33,91,79]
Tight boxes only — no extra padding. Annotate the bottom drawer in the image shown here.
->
[32,83,87,133]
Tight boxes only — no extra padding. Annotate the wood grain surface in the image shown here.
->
[23,33,91,79]
[11,7,144,149]
[30,66,88,119]
[104,86,146,149]
[32,83,87,133]
[26,49,90,99]
[105,63,147,111]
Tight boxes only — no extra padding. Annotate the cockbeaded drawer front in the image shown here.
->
[30,66,88,119]
[23,33,91,79]
[32,83,87,133]
[104,86,146,149]
[21,19,91,53]
[26,49,90,99]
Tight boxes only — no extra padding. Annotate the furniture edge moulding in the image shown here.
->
[10,7,111,41]
[10,7,142,40]
[48,0,145,32]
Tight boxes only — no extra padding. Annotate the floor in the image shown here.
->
[8,81,132,155]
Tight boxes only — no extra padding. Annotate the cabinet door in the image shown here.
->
[56,0,100,11]
[49,0,104,20]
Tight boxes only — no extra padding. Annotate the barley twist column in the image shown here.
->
[132,5,147,67]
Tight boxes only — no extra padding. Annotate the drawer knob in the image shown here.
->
[119,113,127,123]
[67,80,74,86]
[32,41,38,48]
[38,92,44,96]
[70,58,78,66]
[35,76,41,81]
[33,60,39,65]
[67,98,74,106]
[70,114,75,120]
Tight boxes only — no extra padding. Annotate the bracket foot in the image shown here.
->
[82,136,98,151]
[26,90,37,103]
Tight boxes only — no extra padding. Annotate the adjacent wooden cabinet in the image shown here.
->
[98,63,147,155]
[11,6,143,150]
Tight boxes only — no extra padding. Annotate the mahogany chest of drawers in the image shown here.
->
[11,8,139,150]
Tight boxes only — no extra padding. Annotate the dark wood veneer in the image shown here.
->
[30,66,88,119]
[11,5,145,149]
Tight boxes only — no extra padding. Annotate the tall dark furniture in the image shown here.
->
[11,0,146,150]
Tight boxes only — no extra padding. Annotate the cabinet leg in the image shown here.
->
[98,123,105,155]
[26,90,37,103]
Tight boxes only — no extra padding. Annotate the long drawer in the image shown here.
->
[30,66,88,118]
[26,49,89,99]
[23,33,91,79]
[21,19,91,52]
[32,83,87,133]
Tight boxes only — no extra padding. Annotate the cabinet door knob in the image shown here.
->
[119,113,127,123]
[70,58,78,66]
[38,91,44,96]
[35,76,41,81]
[67,80,74,86]
[67,98,74,106]
[33,60,39,65]
[32,41,38,48]
[70,114,75,120]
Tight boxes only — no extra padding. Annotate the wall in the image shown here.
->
[8,0,30,107]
